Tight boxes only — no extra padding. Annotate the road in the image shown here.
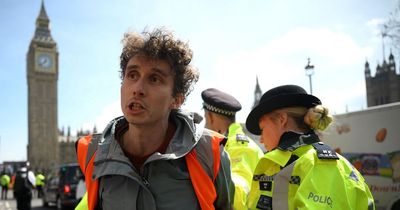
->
[0,190,56,210]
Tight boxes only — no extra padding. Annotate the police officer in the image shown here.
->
[35,173,45,198]
[0,173,10,199]
[202,88,264,210]
[13,162,35,210]
[245,84,374,210]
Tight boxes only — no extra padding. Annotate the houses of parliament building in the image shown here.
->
[26,2,400,171]
[365,52,400,107]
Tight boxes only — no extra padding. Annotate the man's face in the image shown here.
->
[120,55,182,126]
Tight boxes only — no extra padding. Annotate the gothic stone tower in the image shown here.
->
[252,76,262,109]
[27,2,59,171]
[365,52,400,107]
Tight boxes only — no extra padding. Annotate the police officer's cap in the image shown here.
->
[201,88,242,116]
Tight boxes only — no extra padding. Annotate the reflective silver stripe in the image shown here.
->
[368,199,374,210]
[193,131,217,179]
[85,133,101,168]
[194,137,214,178]
[232,174,250,193]
[272,160,296,210]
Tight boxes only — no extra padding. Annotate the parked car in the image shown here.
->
[42,163,82,210]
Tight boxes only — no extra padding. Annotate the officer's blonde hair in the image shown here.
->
[280,105,333,131]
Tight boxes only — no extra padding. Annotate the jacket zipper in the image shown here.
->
[142,176,150,187]
[140,163,150,188]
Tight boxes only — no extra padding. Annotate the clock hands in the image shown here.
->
[38,55,51,69]
[40,57,49,66]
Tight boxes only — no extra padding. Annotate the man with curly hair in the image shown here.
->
[75,28,234,210]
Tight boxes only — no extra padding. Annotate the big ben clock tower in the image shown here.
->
[27,1,59,170]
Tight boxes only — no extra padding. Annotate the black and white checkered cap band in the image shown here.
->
[203,102,236,116]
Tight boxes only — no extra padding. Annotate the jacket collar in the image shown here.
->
[256,132,320,172]
[95,110,201,165]
[227,122,243,139]
[277,131,320,151]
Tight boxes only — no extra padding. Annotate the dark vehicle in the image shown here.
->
[42,163,82,210]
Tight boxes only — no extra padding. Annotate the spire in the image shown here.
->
[32,0,55,44]
[364,59,371,78]
[252,76,262,109]
[376,64,382,74]
[381,31,386,61]
[365,59,370,68]
[38,0,49,21]
[389,49,394,61]
[67,126,71,137]
[254,76,261,94]
[388,49,396,72]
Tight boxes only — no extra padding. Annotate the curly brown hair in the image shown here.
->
[120,28,199,100]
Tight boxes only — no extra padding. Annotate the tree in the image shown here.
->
[383,1,400,51]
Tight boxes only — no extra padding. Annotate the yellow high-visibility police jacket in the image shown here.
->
[247,131,374,210]
[225,123,264,210]
[0,174,10,187]
[75,193,88,210]
[35,174,45,187]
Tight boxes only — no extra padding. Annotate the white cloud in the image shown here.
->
[85,28,371,126]
[80,100,122,133]
[366,18,387,45]
[366,18,386,26]
[203,27,370,122]
[266,28,371,65]
[317,80,366,114]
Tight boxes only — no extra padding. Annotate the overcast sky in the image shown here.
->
[0,0,397,162]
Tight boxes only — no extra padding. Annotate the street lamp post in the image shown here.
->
[304,58,315,94]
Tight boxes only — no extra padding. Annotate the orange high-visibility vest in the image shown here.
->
[76,134,222,210]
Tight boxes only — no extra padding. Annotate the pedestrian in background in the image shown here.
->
[35,172,45,198]
[75,27,234,210]
[201,88,264,209]
[13,162,35,210]
[245,84,374,210]
[0,173,10,199]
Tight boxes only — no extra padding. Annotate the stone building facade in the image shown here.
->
[365,52,400,107]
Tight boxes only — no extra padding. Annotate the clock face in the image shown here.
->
[37,54,52,70]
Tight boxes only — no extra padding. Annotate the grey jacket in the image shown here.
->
[92,110,234,210]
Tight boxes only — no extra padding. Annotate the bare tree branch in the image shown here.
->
[383,1,400,51]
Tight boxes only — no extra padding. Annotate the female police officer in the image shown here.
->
[245,85,374,210]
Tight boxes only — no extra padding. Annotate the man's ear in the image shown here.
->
[206,110,214,123]
[171,94,184,109]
